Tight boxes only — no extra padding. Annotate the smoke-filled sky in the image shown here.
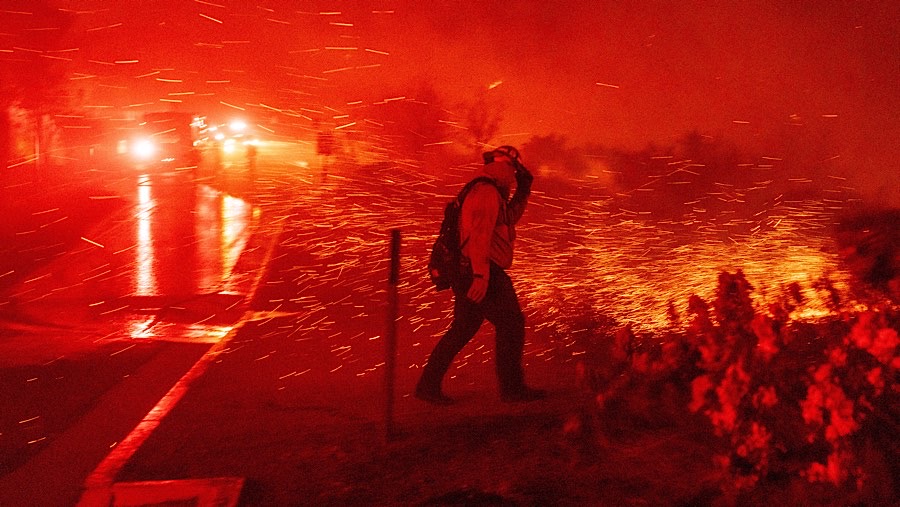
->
[5,0,899,202]
[385,1,898,203]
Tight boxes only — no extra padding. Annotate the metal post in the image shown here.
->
[384,229,401,442]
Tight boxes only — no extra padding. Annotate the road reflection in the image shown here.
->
[128,171,254,299]
[135,176,156,296]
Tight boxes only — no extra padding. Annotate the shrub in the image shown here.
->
[573,269,899,502]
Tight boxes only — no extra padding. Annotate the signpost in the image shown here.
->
[384,229,401,442]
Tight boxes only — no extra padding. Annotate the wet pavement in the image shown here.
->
[0,150,281,506]
[4,172,258,333]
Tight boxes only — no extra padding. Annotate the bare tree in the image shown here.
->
[457,89,504,152]
[452,89,503,152]
[0,1,74,170]
[358,81,453,160]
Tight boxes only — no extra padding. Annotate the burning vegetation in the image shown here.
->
[567,266,898,504]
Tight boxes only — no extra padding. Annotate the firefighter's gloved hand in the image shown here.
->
[467,276,489,303]
[515,163,533,193]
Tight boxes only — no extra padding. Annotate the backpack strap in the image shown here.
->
[457,176,501,250]
[456,176,498,205]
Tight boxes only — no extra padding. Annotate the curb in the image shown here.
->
[76,209,284,506]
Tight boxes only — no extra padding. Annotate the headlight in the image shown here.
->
[132,138,156,159]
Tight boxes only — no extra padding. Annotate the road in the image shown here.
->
[0,141,311,505]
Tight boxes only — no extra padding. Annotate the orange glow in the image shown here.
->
[518,216,854,332]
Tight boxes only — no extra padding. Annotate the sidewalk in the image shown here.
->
[83,318,590,506]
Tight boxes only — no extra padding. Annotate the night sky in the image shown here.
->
[3,0,899,203]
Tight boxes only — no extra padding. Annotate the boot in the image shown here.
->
[415,377,454,405]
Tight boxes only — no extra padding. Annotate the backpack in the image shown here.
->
[428,177,499,291]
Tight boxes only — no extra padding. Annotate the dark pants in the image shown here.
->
[418,263,527,395]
